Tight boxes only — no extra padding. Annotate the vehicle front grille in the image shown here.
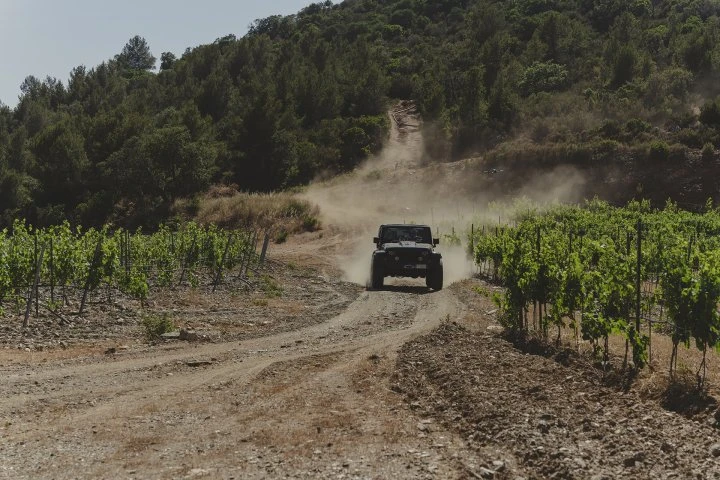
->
[386,248,427,262]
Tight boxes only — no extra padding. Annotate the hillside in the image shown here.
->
[4,56,720,479]
[2,0,720,228]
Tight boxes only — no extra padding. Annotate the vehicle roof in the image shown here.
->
[380,224,431,228]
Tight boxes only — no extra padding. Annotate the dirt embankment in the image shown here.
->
[395,315,720,479]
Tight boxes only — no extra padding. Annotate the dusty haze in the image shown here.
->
[302,102,586,287]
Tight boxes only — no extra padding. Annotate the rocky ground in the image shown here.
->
[394,308,720,479]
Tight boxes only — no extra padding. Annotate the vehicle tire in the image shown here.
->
[371,257,384,290]
[427,263,443,291]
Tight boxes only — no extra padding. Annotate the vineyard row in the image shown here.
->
[0,221,267,325]
[472,199,720,385]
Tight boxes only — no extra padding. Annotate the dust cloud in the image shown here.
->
[301,103,586,287]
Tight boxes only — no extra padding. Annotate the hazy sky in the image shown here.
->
[0,0,322,107]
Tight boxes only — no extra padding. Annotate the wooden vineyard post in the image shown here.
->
[635,220,642,338]
[635,219,643,367]
[470,224,474,259]
[236,232,248,280]
[579,231,583,255]
[178,233,198,286]
[126,230,131,277]
[626,231,631,258]
[49,237,54,304]
[259,232,270,265]
[533,226,540,332]
[23,244,45,328]
[34,234,39,317]
[212,234,234,292]
[244,230,258,277]
[79,238,103,315]
[120,231,126,274]
[236,231,253,280]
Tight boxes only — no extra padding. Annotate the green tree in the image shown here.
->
[116,36,157,71]
[160,52,177,71]
[700,97,720,125]
[29,119,89,220]
[611,46,637,87]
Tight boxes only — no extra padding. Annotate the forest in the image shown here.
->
[2,0,720,228]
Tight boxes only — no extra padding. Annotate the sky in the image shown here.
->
[0,0,324,107]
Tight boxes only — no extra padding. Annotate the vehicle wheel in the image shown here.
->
[426,263,443,291]
[371,257,384,290]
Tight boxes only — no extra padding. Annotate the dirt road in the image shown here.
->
[0,248,477,479]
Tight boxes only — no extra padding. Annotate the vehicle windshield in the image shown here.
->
[381,226,432,243]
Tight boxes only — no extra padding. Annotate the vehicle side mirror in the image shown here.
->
[433,238,440,246]
[373,237,380,244]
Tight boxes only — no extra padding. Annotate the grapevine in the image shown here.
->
[0,221,261,322]
[472,200,720,383]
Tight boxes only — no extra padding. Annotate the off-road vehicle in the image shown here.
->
[370,224,443,290]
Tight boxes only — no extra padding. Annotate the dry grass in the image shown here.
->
[178,185,320,237]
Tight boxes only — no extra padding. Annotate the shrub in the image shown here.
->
[600,120,621,139]
[518,62,569,96]
[142,313,175,340]
[302,214,320,231]
[275,229,288,244]
[259,275,283,297]
[530,121,551,143]
[702,142,715,161]
[675,128,704,148]
[390,8,415,28]
[611,46,638,88]
[442,229,461,246]
[648,141,670,161]
[625,118,651,137]
[645,68,693,105]
[195,190,320,236]
[382,24,404,40]
[593,139,621,153]
[700,98,720,126]
[668,144,688,162]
